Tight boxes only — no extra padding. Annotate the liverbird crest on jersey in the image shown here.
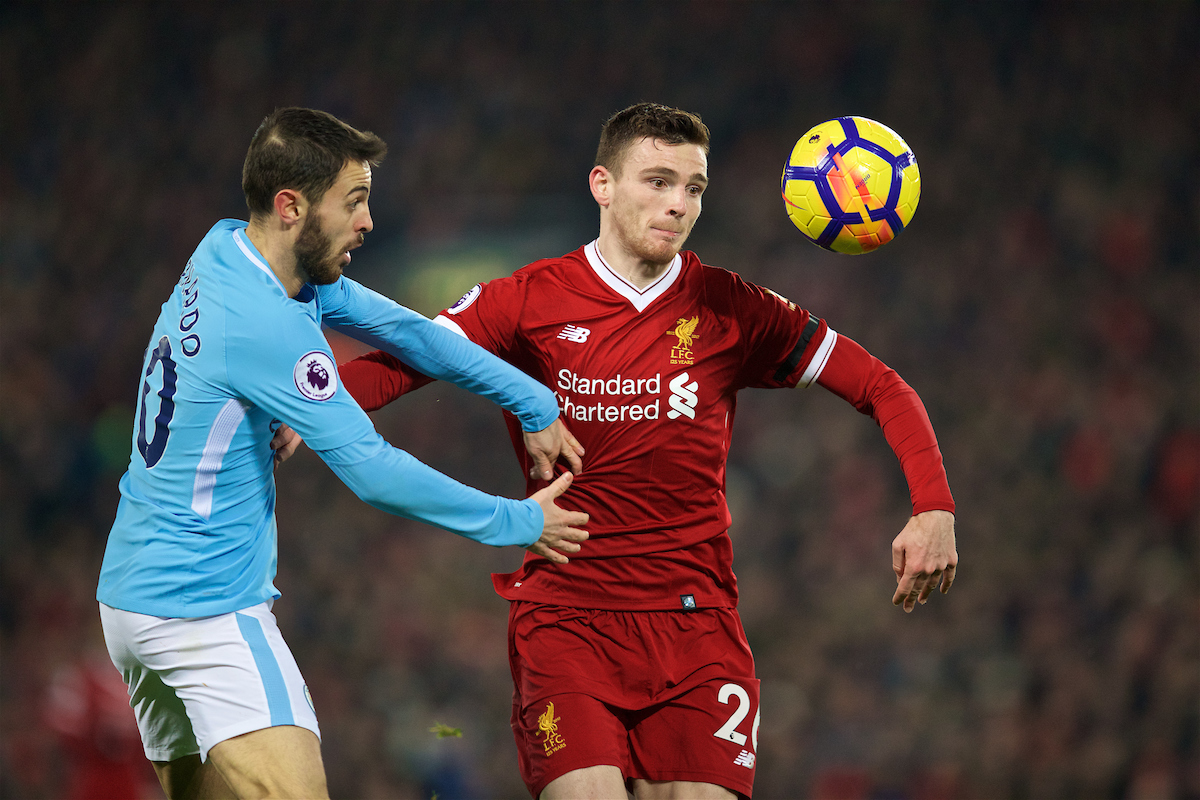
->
[667,315,699,365]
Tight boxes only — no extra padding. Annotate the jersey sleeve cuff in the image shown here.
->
[912,499,956,516]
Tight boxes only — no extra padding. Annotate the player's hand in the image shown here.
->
[523,418,585,481]
[271,423,302,468]
[892,509,957,613]
[526,471,589,565]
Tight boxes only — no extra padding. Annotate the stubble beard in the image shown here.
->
[294,212,344,286]
[614,207,689,268]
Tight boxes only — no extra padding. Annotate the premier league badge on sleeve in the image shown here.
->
[294,351,338,401]
[447,283,482,315]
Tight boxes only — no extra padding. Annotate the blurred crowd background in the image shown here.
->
[2,2,1197,798]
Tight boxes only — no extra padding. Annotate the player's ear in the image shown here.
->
[273,189,304,227]
[589,166,612,208]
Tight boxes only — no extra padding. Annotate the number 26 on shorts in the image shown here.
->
[713,682,760,751]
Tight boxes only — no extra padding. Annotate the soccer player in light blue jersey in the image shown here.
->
[97,107,589,800]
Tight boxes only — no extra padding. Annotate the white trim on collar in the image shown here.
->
[233,228,286,294]
[583,240,681,313]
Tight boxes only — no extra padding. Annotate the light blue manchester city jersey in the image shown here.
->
[99,220,556,618]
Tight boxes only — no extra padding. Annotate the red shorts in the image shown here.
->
[507,602,760,798]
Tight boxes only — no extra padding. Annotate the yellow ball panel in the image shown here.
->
[829,147,895,219]
[829,227,868,255]
[783,179,833,241]
[852,148,895,207]
[896,163,921,223]
[787,119,848,169]
[851,117,910,158]
[834,216,894,255]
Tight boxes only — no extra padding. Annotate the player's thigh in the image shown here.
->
[152,754,237,800]
[206,725,327,799]
[541,765,629,800]
[627,676,760,798]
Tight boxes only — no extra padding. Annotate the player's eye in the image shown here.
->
[651,178,667,188]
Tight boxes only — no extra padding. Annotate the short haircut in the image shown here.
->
[594,103,710,177]
[242,107,387,218]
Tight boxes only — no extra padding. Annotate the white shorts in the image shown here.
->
[99,601,320,762]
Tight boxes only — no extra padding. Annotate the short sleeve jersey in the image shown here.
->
[98,220,379,618]
[438,242,833,610]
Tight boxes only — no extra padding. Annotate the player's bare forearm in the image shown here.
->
[891,509,956,613]
[523,418,585,481]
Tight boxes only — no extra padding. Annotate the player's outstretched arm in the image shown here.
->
[317,278,559,434]
[525,472,589,564]
[320,433,552,548]
[335,352,584,479]
[808,331,957,612]
[523,419,585,481]
[231,299,555,549]
[892,509,956,613]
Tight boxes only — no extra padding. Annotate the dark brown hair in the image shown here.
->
[242,107,387,218]
[594,103,710,177]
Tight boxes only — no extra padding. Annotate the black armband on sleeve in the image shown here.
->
[773,315,821,383]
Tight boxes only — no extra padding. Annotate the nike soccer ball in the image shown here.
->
[781,116,920,254]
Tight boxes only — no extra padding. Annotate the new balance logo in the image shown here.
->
[557,325,591,343]
[667,372,698,419]
[734,750,756,768]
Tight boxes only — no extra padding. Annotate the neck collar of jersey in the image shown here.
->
[232,227,287,295]
[584,240,681,313]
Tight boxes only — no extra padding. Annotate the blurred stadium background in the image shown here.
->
[1,2,1196,798]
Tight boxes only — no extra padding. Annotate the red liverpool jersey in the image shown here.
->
[341,242,954,610]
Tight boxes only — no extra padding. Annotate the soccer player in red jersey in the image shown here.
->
[334,103,958,799]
